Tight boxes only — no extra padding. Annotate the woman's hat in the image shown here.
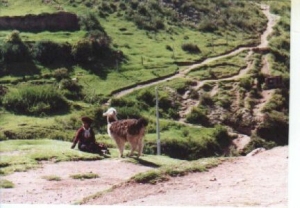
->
[81,116,93,124]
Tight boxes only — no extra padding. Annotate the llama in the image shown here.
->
[103,107,148,158]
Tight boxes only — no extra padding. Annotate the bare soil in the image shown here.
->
[85,146,288,207]
[0,159,152,204]
[1,146,288,207]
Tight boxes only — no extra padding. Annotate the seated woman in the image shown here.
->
[71,116,109,155]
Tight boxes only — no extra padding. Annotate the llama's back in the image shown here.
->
[109,118,147,138]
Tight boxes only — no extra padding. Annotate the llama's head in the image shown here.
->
[103,107,118,123]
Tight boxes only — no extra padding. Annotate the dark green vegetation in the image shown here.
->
[70,173,99,180]
[42,175,62,181]
[0,0,290,169]
[131,157,221,184]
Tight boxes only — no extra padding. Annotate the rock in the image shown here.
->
[246,148,266,157]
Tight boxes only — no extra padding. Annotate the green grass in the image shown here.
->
[70,173,99,180]
[188,50,249,80]
[42,175,62,181]
[131,157,223,184]
[0,179,14,188]
[0,0,56,16]
[0,139,105,175]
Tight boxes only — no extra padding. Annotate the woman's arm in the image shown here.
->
[71,127,83,148]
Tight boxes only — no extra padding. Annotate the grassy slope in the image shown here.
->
[0,1,290,164]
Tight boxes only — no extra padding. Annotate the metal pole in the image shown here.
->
[155,87,161,155]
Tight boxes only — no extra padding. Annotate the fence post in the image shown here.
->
[155,87,161,155]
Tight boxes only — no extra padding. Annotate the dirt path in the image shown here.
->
[85,146,288,207]
[113,5,279,100]
[0,159,152,204]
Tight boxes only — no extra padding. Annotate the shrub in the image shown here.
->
[114,106,142,119]
[158,95,173,111]
[239,76,253,90]
[53,68,69,81]
[165,45,173,51]
[60,79,83,100]
[71,39,94,63]
[137,89,155,107]
[85,30,111,49]
[110,97,136,108]
[186,107,210,127]
[215,94,232,109]
[31,41,72,65]
[79,13,104,31]
[213,125,231,148]
[2,85,69,116]
[256,110,288,145]
[241,135,276,155]
[181,43,201,54]
[161,127,230,160]
[262,91,289,113]
[200,92,214,106]
[1,39,30,64]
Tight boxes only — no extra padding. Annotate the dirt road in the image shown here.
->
[1,146,288,207]
[85,146,288,207]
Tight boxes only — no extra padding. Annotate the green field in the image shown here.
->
[0,0,290,172]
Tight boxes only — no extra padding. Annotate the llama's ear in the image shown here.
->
[103,107,117,116]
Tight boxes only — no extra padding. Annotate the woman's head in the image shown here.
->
[81,116,93,127]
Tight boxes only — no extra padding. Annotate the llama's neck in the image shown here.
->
[107,115,117,124]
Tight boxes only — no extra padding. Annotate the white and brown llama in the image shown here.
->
[103,107,148,158]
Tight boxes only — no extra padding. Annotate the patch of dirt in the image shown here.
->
[0,159,152,204]
[85,146,288,207]
[1,147,288,206]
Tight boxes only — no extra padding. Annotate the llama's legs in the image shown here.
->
[116,139,126,158]
[129,142,138,157]
[137,139,144,158]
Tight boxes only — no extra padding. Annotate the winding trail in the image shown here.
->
[114,4,280,151]
[113,5,280,121]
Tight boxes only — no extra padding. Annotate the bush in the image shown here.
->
[79,13,105,31]
[256,111,288,145]
[181,43,201,54]
[159,95,173,111]
[1,31,30,64]
[71,39,94,63]
[262,91,289,113]
[2,85,69,116]
[31,41,72,65]
[114,106,143,120]
[186,107,210,127]
[137,89,155,107]
[213,125,231,148]
[53,68,69,81]
[60,79,83,100]
[200,92,214,106]
[110,97,136,108]
[241,135,276,155]
[160,126,230,160]
[239,76,253,90]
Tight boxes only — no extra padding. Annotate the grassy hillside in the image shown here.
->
[0,0,290,161]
